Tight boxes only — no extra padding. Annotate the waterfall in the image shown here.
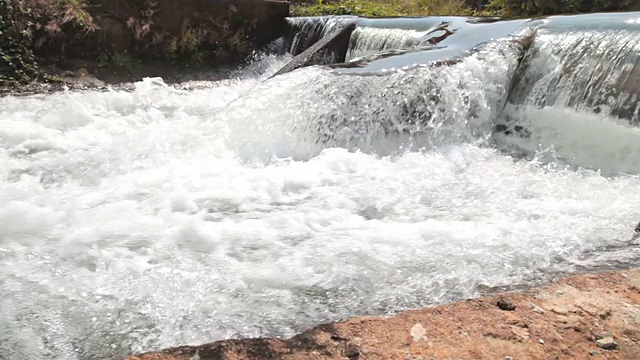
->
[507,28,640,121]
[285,16,357,55]
[346,27,425,61]
[494,15,640,175]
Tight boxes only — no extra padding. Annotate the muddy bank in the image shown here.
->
[125,268,640,359]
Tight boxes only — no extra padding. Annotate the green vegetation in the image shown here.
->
[291,0,636,17]
[487,0,635,16]
[0,0,237,86]
[98,51,137,75]
[0,0,38,85]
[0,0,98,85]
[291,0,471,17]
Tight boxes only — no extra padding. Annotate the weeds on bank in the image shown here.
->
[0,0,98,85]
[291,0,485,17]
[98,51,136,75]
[291,0,472,17]
[291,0,637,17]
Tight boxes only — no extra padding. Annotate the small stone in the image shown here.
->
[599,310,612,319]
[539,338,545,345]
[529,302,545,314]
[506,357,514,360]
[549,304,570,315]
[595,331,613,340]
[589,350,601,356]
[410,323,427,342]
[497,298,516,311]
[344,344,359,359]
[595,337,618,350]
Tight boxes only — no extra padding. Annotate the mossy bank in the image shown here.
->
[0,0,289,87]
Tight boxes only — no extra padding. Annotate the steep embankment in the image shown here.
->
[127,268,640,359]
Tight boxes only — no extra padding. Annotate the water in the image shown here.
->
[2,13,640,360]
[346,27,425,61]
[285,16,357,55]
[507,26,640,119]
[223,38,525,160]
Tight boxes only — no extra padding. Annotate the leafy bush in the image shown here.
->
[0,0,98,85]
[0,0,38,85]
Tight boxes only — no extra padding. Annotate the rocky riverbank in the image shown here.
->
[125,268,640,360]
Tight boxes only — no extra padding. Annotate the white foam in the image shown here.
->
[0,200,60,236]
[221,39,524,161]
[496,105,640,176]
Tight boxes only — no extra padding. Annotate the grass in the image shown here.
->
[291,0,639,18]
[291,0,478,17]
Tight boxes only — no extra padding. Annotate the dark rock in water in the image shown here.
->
[632,221,640,242]
[494,124,531,137]
[270,21,358,78]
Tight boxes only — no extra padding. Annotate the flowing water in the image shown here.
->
[2,12,640,360]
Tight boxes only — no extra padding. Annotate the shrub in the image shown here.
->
[0,0,98,85]
[0,0,38,85]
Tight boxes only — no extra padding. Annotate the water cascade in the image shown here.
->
[1,11,640,360]
[495,13,640,175]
